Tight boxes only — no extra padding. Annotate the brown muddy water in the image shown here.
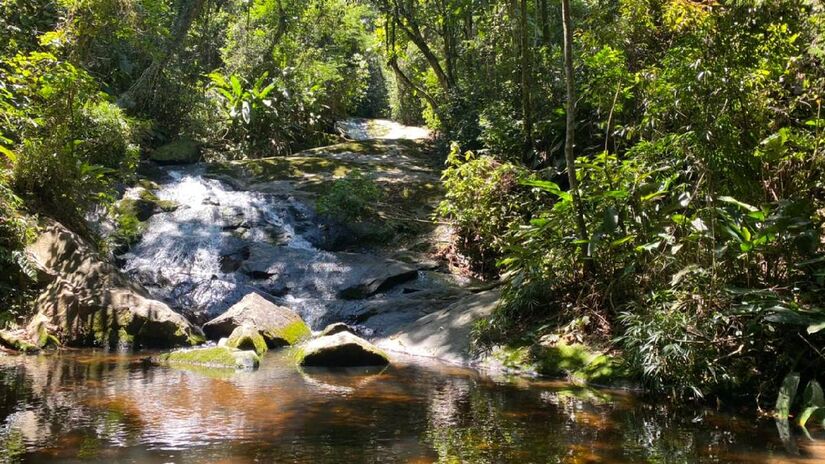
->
[0,350,822,463]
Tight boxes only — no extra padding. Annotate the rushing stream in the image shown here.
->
[0,351,822,463]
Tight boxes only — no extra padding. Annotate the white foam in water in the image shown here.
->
[124,168,285,314]
[121,166,351,326]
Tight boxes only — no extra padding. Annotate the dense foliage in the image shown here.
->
[422,0,825,402]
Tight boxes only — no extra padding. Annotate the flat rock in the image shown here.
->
[239,243,419,299]
[298,332,389,367]
[202,292,310,346]
[374,290,500,366]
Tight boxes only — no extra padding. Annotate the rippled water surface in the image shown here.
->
[0,351,822,463]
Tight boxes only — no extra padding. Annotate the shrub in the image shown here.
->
[436,143,539,275]
[316,170,381,223]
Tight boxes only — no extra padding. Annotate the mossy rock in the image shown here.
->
[149,137,201,165]
[202,292,311,347]
[0,330,39,353]
[296,332,389,367]
[152,346,260,370]
[533,341,627,385]
[225,325,267,356]
[27,314,60,349]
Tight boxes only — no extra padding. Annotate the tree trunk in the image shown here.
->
[538,0,550,45]
[120,0,206,109]
[520,0,533,160]
[561,0,591,272]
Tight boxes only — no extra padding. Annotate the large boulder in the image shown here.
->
[26,222,203,349]
[202,292,310,346]
[151,346,260,370]
[148,137,201,165]
[298,332,389,367]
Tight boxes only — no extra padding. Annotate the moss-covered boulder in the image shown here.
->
[26,314,60,349]
[202,292,310,347]
[297,332,389,367]
[533,341,626,385]
[225,325,267,356]
[0,330,39,353]
[149,137,201,165]
[151,346,260,370]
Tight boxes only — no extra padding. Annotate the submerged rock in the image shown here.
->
[202,292,310,346]
[151,346,260,370]
[298,332,389,367]
[225,325,267,356]
[26,222,203,349]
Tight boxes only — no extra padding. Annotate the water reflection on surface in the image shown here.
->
[0,350,821,463]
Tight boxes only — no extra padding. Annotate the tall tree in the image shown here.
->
[561,0,590,271]
[120,0,206,109]
[519,0,533,159]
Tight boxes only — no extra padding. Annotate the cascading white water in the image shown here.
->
[120,166,350,325]
[118,163,430,330]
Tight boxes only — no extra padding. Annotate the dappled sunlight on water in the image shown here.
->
[0,350,822,463]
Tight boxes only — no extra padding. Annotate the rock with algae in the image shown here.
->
[225,325,268,356]
[151,346,260,370]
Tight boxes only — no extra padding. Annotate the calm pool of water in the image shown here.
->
[0,350,821,463]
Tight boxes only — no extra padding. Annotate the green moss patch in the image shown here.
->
[266,320,311,347]
[149,137,201,164]
[226,326,268,355]
[534,341,628,385]
[152,346,260,370]
[490,341,628,386]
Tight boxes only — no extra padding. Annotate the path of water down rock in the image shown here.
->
[119,118,462,334]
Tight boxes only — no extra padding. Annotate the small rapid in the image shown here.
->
[118,164,428,329]
[121,166,335,324]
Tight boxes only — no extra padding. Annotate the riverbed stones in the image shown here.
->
[298,332,389,367]
[202,292,310,346]
[225,325,268,356]
[151,346,260,370]
[26,222,204,349]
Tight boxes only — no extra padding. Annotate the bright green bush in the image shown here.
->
[436,143,541,275]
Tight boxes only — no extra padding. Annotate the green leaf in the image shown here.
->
[719,196,759,212]
[803,380,824,407]
[611,235,635,247]
[230,75,243,98]
[798,406,825,427]
[807,320,825,334]
[0,145,16,163]
[775,372,800,420]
